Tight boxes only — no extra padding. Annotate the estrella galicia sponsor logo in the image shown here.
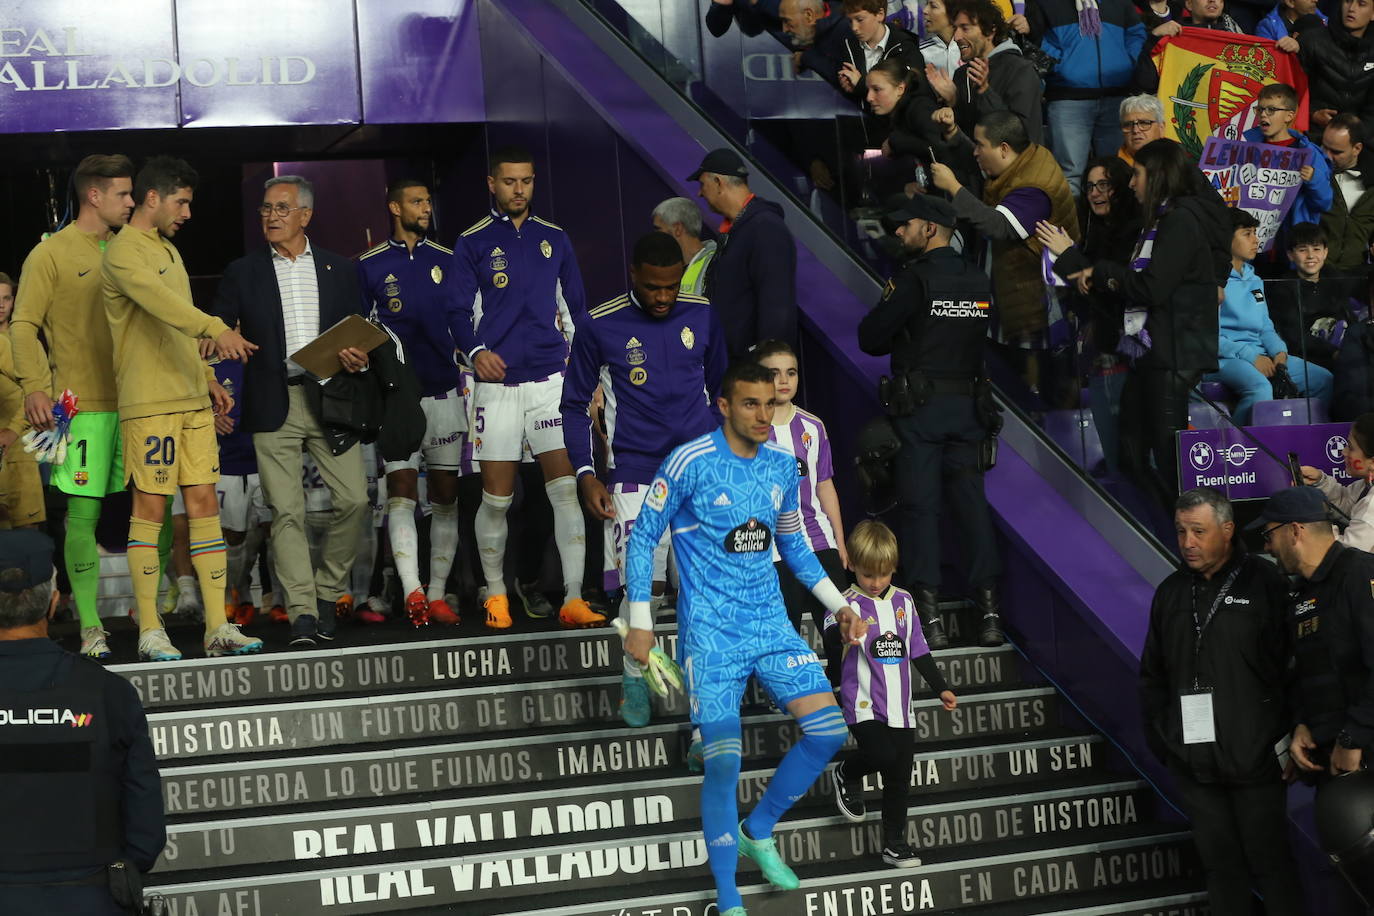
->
[0,708,94,727]
[871,631,905,664]
[724,518,771,553]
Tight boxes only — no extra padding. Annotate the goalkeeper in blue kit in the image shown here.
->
[622,362,866,915]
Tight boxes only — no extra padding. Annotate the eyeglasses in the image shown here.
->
[1256,106,1294,116]
[257,203,308,218]
[1085,180,1114,193]
[1260,522,1291,545]
[1120,119,1157,131]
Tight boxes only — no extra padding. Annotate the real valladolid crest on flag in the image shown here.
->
[1152,28,1310,158]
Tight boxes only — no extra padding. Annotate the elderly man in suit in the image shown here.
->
[212,175,370,649]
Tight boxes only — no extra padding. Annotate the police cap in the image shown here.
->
[688,148,749,182]
[885,194,958,229]
[0,529,54,592]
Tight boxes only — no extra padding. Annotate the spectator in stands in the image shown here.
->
[1254,0,1326,40]
[834,0,926,103]
[1300,413,1374,551]
[706,0,775,38]
[920,0,962,78]
[1116,95,1166,166]
[1139,0,1186,33]
[1205,209,1334,424]
[783,0,849,76]
[1244,83,1332,233]
[0,530,166,915]
[1073,156,1143,472]
[1030,0,1147,194]
[866,60,942,163]
[213,175,371,649]
[1266,222,1357,371]
[935,0,1044,145]
[652,197,717,297]
[1287,0,1374,131]
[0,272,13,333]
[932,110,1077,368]
[691,148,799,357]
[1037,139,1232,508]
[1140,488,1303,916]
[1320,114,1374,270]
[1135,0,1242,92]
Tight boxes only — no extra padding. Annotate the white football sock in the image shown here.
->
[546,476,585,606]
[427,502,459,602]
[386,497,421,595]
[475,490,513,596]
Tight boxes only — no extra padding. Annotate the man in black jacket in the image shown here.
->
[212,175,370,649]
[1291,0,1374,131]
[1140,487,1303,915]
[0,530,164,914]
[690,149,798,358]
[941,0,1044,145]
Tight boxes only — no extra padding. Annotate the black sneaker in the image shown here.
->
[290,614,318,648]
[830,764,867,823]
[881,842,922,868]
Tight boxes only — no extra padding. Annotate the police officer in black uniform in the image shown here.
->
[857,195,1003,649]
[0,530,165,915]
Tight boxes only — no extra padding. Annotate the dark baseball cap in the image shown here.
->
[688,148,749,182]
[0,529,54,592]
[1245,486,1330,529]
[884,194,959,229]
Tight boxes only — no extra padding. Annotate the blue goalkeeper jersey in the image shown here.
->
[626,428,830,644]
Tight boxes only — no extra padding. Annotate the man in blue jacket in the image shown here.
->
[691,149,798,358]
[1203,208,1333,424]
[561,232,728,729]
[1254,0,1325,40]
[1030,0,1146,194]
[1243,82,1333,237]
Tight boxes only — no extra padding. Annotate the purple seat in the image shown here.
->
[1195,381,1232,405]
[1042,409,1105,470]
[1251,398,1329,426]
[1188,402,1229,430]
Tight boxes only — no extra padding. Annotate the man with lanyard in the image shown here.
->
[0,530,164,914]
[1140,487,1302,915]
[357,178,466,628]
[560,231,727,730]
[857,194,1004,649]
[451,146,604,631]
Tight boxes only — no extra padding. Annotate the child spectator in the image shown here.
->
[1242,83,1332,237]
[754,340,847,680]
[1265,222,1358,372]
[1203,209,1333,424]
[829,520,957,868]
[1300,412,1374,551]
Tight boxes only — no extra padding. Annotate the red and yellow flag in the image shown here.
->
[1152,29,1309,159]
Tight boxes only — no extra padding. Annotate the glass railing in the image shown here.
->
[581,0,1359,541]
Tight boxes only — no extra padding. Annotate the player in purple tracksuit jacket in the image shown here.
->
[450,146,603,632]
[829,520,957,869]
[561,232,728,731]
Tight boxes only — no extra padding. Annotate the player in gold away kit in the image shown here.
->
[103,156,261,661]
[12,155,140,660]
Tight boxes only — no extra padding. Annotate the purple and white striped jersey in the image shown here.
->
[838,585,930,729]
[767,407,836,552]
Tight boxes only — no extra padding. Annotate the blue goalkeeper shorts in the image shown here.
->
[682,616,830,725]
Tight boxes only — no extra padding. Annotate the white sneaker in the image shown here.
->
[79,626,111,660]
[138,628,182,662]
[204,623,264,657]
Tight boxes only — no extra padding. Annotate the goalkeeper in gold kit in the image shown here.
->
[103,156,261,661]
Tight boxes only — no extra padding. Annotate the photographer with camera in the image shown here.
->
[857,194,1003,651]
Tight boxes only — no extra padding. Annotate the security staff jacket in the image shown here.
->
[451,210,586,383]
[1139,548,1293,783]
[856,246,992,379]
[561,291,727,486]
[356,237,465,399]
[0,638,164,883]
[1291,541,1374,750]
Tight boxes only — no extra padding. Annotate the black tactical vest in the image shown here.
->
[893,256,994,379]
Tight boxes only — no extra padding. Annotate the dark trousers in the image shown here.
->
[1169,764,1305,916]
[892,394,999,590]
[0,885,127,915]
[842,721,917,847]
[776,547,847,685]
[1119,367,1201,511]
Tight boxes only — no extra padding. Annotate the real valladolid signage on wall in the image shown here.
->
[0,0,484,131]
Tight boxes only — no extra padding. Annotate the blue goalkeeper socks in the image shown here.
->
[699,719,744,912]
[746,706,847,840]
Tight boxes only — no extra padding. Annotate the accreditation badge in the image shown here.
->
[1179,690,1216,745]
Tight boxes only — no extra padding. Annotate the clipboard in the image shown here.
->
[288,314,389,380]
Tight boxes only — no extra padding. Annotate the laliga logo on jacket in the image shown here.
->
[0,707,94,727]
